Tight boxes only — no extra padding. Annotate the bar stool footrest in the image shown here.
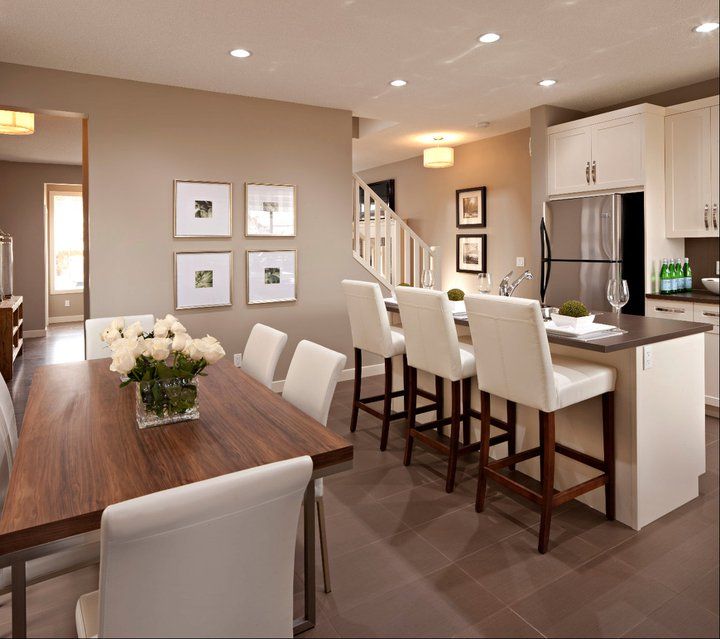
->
[487,446,541,470]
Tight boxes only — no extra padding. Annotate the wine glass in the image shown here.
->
[477,272,492,294]
[421,268,434,290]
[606,278,629,323]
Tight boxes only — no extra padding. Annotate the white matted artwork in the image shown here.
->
[175,251,233,310]
[246,250,297,304]
[245,183,296,237]
[174,180,232,237]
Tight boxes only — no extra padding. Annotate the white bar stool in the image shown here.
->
[395,286,512,493]
[465,294,617,554]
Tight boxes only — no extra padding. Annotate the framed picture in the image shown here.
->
[456,186,486,228]
[174,251,233,310]
[246,249,297,304]
[245,183,296,237]
[456,234,487,274]
[174,180,232,237]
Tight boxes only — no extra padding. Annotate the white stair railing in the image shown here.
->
[352,175,440,291]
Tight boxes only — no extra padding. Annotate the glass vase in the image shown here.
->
[134,375,200,429]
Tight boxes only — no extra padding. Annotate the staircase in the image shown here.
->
[352,175,440,291]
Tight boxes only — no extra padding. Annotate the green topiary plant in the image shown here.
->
[447,288,465,301]
[397,282,412,287]
[558,300,589,317]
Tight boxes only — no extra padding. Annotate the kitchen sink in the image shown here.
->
[702,278,719,295]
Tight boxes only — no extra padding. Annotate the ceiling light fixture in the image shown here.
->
[389,79,407,87]
[229,48,252,58]
[423,136,454,169]
[0,110,35,135]
[694,22,719,32]
[478,33,501,43]
[538,79,557,87]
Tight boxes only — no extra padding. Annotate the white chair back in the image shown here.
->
[0,375,17,506]
[282,340,346,427]
[85,315,155,360]
[464,294,556,412]
[96,456,312,638]
[342,279,396,357]
[241,324,288,388]
[395,287,463,380]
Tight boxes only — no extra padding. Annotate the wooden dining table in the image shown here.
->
[0,357,353,637]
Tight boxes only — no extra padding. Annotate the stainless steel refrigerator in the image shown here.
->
[541,192,645,315]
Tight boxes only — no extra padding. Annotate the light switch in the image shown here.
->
[643,346,653,370]
[64,299,70,307]
[516,257,525,267]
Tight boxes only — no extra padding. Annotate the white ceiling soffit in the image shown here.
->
[0,0,717,170]
[0,114,82,165]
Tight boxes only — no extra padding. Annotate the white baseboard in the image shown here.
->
[48,315,84,324]
[24,329,47,338]
[270,362,383,393]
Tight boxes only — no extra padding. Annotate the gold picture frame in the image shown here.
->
[174,179,233,238]
[246,249,297,304]
[245,182,297,237]
[174,250,233,310]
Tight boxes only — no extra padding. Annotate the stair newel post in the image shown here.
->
[430,246,441,291]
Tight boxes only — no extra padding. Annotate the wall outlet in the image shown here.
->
[516,257,525,267]
[233,353,242,367]
[643,345,653,370]
[64,299,70,307]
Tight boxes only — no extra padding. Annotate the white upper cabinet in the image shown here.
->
[547,128,592,195]
[665,101,719,238]
[590,116,644,190]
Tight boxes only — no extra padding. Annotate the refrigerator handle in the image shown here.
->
[613,194,622,263]
[540,219,551,302]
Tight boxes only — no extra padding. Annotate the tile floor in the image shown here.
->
[0,326,718,638]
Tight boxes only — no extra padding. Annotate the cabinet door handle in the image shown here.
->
[704,204,710,229]
[585,162,590,184]
[702,311,720,318]
[713,204,718,230]
[591,160,597,183]
[654,306,686,314]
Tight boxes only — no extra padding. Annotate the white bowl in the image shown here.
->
[449,300,466,314]
[701,278,719,295]
[550,313,596,328]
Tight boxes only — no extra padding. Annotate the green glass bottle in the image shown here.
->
[673,259,683,292]
[684,257,692,292]
[659,258,670,294]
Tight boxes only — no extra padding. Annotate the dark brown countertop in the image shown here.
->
[384,300,712,353]
[646,290,719,304]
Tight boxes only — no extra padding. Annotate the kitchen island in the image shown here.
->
[385,300,712,530]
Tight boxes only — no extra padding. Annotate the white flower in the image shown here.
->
[198,334,225,365]
[144,337,172,361]
[171,331,192,352]
[123,321,144,340]
[153,319,171,338]
[110,317,125,332]
[170,320,187,335]
[101,327,121,344]
[184,338,206,361]
[164,314,178,324]
[109,342,137,375]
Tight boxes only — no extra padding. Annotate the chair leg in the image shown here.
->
[402,354,410,413]
[475,391,491,512]
[507,400,517,472]
[461,377,472,445]
[316,497,331,594]
[350,348,362,433]
[602,391,616,521]
[379,358,393,451]
[445,381,461,493]
[403,367,417,466]
[538,411,556,554]
[435,376,444,435]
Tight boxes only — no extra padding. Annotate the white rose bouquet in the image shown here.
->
[100,314,225,423]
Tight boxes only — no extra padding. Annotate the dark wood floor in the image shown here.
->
[1,324,718,638]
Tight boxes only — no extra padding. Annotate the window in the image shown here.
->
[48,189,84,293]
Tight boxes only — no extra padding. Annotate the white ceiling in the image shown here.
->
[0,0,718,170]
[0,114,82,165]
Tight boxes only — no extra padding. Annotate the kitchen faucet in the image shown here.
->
[498,269,534,296]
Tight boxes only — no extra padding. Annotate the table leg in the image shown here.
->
[11,561,27,639]
[293,481,316,635]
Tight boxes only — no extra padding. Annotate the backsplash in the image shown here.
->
[686,238,720,284]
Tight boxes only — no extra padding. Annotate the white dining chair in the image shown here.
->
[236,323,288,388]
[75,456,313,638]
[84,315,155,360]
[0,375,99,596]
[282,340,346,593]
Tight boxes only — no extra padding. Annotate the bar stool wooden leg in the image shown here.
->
[379,357,393,451]
[403,367,418,466]
[446,380,461,493]
[461,377,472,445]
[435,376,445,435]
[538,410,556,554]
[475,390,492,512]
[402,354,410,413]
[506,400,517,471]
[602,391,616,521]
[350,348,362,433]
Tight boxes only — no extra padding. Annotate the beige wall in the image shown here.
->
[359,129,532,296]
[0,160,83,331]
[0,62,372,375]
[48,292,84,319]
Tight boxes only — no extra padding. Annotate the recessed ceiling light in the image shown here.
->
[478,33,501,43]
[229,48,252,58]
[389,79,407,87]
[538,79,557,87]
[694,22,719,33]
